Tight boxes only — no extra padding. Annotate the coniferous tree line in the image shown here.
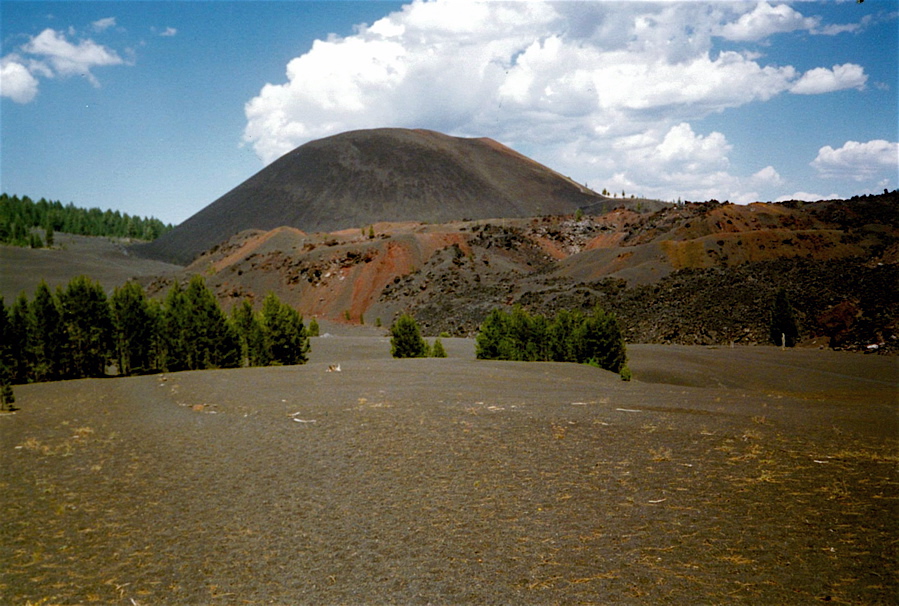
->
[0,275,309,388]
[476,305,629,376]
[0,193,173,247]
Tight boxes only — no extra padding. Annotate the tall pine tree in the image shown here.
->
[0,297,15,406]
[8,294,33,384]
[769,288,799,348]
[181,276,240,370]
[58,276,113,378]
[31,281,64,381]
[161,281,190,371]
[231,299,268,367]
[260,293,309,365]
[110,281,158,375]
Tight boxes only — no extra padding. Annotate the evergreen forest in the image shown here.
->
[476,305,629,376]
[0,275,310,390]
[0,193,174,248]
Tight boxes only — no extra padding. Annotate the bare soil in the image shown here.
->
[0,234,181,301]
[1,341,896,605]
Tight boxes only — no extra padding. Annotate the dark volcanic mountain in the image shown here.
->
[136,128,623,264]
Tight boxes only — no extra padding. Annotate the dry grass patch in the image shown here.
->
[649,447,673,462]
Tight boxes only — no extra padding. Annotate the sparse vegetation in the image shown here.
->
[475,305,627,373]
[431,338,447,358]
[308,317,320,337]
[390,313,428,358]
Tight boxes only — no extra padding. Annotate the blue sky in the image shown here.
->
[2,1,897,226]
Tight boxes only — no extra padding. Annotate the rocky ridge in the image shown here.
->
[140,192,899,353]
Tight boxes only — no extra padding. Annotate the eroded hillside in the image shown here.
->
[140,192,898,352]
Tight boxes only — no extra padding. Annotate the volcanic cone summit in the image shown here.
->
[135,128,613,264]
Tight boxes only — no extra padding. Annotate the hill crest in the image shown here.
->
[135,128,634,264]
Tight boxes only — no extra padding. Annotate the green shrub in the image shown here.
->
[619,365,632,382]
[431,338,447,358]
[308,317,320,337]
[390,313,428,358]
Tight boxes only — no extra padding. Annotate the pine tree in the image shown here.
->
[0,297,10,372]
[390,313,428,358]
[548,309,581,363]
[58,276,113,378]
[0,381,14,411]
[475,308,512,360]
[110,281,158,375]
[769,288,799,348]
[161,282,190,371]
[430,338,447,358]
[0,330,14,411]
[475,305,627,372]
[231,300,268,366]
[0,297,15,405]
[31,281,64,381]
[529,313,551,361]
[307,317,320,337]
[8,293,33,384]
[508,305,536,361]
[261,293,309,366]
[574,305,627,373]
[181,276,240,370]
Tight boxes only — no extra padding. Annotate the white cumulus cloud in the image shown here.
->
[92,17,117,33]
[751,166,783,186]
[811,140,899,181]
[0,27,125,101]
[655,123,731,171]
[716,1,819,41]
[0,57,40,103]
[243,0,876,202]
[23,28,124,85]
[791,63,867,95]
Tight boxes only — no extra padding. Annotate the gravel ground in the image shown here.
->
[1,340,896,605]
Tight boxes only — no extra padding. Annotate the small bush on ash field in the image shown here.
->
[431,338,447,358]
[390,313,429,358]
